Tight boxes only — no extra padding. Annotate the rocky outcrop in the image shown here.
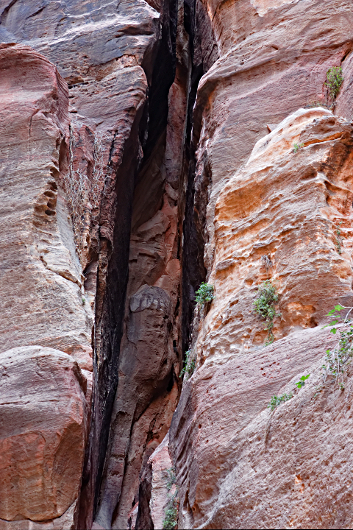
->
[166,2,353,527]
[0,346,88,528]
[0,2,186,528]
[0,43,91,528]
[170,108,353,528]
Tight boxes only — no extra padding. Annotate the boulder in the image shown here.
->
[0,346,88,526]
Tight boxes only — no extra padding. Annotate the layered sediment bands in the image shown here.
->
[170,109,353,528]
[167,3,353,524]
[0,44,91,528]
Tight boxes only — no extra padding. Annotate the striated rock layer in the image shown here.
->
[170,108,353,528]
[0,1,186,528]
[166,1,353,528]
[0,43,92,528]
[3,0,353,529]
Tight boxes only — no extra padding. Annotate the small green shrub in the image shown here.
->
[163,467,178,530]
[195,282,214,306]
[179,350,196,379]
[163,498,178,530]
[165,468,177,490]
[295,374,310,389]
[268,393,293,411]
[293,143,304,153]
[253,280,280,345]
[325,66,344,100]
[322,304,353,388]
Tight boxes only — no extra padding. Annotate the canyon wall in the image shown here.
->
[0,43,91,529]
[1,0,353,529]
[168,0,353,528]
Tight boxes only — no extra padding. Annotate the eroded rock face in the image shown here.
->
[0,2,184,528]
[0,346,88,526]
[0,42,93,371]
[170,109,353,528]
[0,43,91,529]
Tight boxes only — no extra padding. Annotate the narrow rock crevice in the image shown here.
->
[78,1,184,529]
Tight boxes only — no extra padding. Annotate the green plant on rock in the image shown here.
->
[268,392,293,411]
[179,350,196,379]
[293,142,304,153]
[253,280,280,345]
[325,66,344,100]
[295,374,310,389]
[321,304,353,388]
[195,282,214,306]
[163,467,178,530]
[163,498,178,530]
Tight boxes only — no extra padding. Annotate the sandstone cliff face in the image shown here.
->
[0,43,91,528]
[167,0,353,527]
[2,0,353,529]
[170,107,353,528]
[0,1,185,528]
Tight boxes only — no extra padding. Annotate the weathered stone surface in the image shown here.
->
[0,1,183,527]
[0,346,88,525]
[0,43,92,528]
[93,2,191,527]
[191,0,353,276]
[0,43,93,371]
[170,108,353,528]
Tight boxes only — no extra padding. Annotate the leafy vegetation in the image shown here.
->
[163,468,178,530]
[295,374,310,389]
[321,304,353,388]
[195,282,214,306]
[253,280,280,345]
[293,142,304,153]
[179,350,196,379]
[268,393,293,411]
[163,499,178,530]
[325,66,344,100]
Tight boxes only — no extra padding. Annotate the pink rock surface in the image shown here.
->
[0,43,92,528]
[0,346,88,525]
[0,43,93,371]
[170,108,353,528]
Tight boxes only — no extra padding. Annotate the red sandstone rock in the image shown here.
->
[0,43,93,372]
[0,43,91,529]
[0,346,88,527]
[170,108,353,528]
